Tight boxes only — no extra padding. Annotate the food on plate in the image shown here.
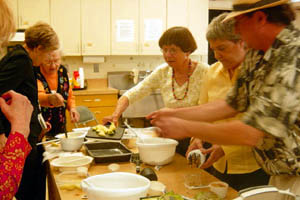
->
[140,167,158,181]
[92,123,116,136]
[159,191,185,200]
[194,191,221,200]
[59,183,81,190]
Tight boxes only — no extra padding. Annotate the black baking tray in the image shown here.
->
[84,142,132,163]
[86,127,124,140]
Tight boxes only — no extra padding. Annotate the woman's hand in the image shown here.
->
[200,144,225,169]
[102,115,118,126]
[48,93,65,107]
[70,107,80,123]
[0,90,33,139]
[186,138,204,157]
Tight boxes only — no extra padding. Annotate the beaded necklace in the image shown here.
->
[171,59,192,100]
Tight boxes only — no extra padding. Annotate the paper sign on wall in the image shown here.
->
[116,20,134,42]
[144,19,163,41]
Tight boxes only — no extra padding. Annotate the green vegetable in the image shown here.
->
[158,191,184,200]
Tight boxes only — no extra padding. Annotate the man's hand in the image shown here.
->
[102,115,118,126]
[0,90,33,139]
[146,108,176,120]
[150,116,190,140]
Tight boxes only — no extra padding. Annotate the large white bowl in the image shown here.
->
[136,137,178,166]
[81,172,150,200]
[55,131,86,151]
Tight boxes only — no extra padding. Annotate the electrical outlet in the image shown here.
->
[93,63,99,73]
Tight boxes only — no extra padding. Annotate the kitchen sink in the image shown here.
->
[107,71,164,118]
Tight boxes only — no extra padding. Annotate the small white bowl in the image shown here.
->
[136,137,178,166]
[51,155,93,172]
[55,131,86,151]
[81,172,150,200]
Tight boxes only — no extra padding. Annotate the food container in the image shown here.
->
[209,181,228,198]
[136,137,178,166]
[55,131,86,151]
[84,142,132,163]
[50,155,93,172]
[81,172,150,200]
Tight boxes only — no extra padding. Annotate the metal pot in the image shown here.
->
[233,185,300,200]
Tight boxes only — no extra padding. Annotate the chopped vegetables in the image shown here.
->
[92,123,116,136]
[158,191,184,200]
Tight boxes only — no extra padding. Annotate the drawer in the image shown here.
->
[66,106,116,131]
[90,106,116,123]
[76,94,117,107]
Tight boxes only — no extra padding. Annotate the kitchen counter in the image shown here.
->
[49,147,238,200]
[73,79,118,96]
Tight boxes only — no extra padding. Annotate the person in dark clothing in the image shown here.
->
[0,22,59,200]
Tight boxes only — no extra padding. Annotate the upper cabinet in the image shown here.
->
[81,0,111,55]
[167,0,208,55]
[111,0,166,55]
[139,0,166,55]
[51,0,81,56]
[7,0,18,28]
[111,0,139,55]
[18,0,50,29]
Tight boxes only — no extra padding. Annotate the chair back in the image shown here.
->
[75,106,99,127]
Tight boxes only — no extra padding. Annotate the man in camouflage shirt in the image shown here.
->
[147,0,300,196]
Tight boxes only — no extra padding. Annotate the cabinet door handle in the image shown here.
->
[83,99,92,102]
[94,99,101,102]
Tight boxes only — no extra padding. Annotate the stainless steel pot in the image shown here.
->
[233,185,300,200]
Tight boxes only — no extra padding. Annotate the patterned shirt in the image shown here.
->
[124,62,208,108]
[226,24,300,176]
[0,132,31,199]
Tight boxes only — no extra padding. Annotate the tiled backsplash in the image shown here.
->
[62,55,207,79]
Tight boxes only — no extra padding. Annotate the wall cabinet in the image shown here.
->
[167,0,208,55]
[51,0,81,56]
[9,0,50,29]
[66,94,117,131]
[81,0,111,55]
[111,0,166,55]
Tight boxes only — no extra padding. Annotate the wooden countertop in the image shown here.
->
[49,147,238,200]
[73,79,118,96]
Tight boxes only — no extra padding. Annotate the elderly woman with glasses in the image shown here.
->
[103,26,208,155]
[35,50,80,138]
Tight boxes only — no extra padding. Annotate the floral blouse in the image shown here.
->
[0,132,31,199]
[123,62,208,108]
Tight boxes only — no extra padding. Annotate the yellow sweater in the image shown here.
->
[198,62,260,174]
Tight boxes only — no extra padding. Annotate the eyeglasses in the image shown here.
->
[160,48,178,55]
[43,59,60,67]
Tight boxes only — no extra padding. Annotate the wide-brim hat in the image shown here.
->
[223,0,289,21]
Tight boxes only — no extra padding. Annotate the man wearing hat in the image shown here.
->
[147,0,300,195]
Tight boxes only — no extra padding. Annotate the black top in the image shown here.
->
[0,44,41,141]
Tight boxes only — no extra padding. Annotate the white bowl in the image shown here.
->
[55,131,86,151]
[51,155,93,172]
[136,137,178,165]
[81,172,150,200]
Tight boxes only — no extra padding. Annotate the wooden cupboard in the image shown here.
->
[66,94,117,131]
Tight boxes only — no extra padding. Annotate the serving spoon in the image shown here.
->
[124,121,144,143]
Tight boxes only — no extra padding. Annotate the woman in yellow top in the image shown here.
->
[187,13,269,190]
[36,50,80,138]
[103,27,208,155]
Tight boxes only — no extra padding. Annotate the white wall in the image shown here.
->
[62,54,206,79]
